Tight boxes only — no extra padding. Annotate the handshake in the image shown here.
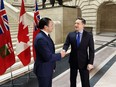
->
[60,50,66,58]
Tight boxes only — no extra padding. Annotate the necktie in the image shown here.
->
[48,34,54,44]
[48,34,51,38]
[48,34,52,41]
[76,32,80,47]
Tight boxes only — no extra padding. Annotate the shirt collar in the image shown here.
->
[41,30,49,36]
[76,30,83,34]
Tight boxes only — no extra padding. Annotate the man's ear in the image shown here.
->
[44,25,47,29]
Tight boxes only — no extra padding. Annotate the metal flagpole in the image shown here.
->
[10,67,14,87]
[27,58,32,82]
[28,63,31,79]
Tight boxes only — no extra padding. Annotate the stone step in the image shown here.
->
[0,63,34,84]
[11,34,33,38]
[9,25,18,27]
[5,58,34,74]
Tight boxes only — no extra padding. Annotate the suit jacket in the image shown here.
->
[34,31,61,77]
[63,30,94,69]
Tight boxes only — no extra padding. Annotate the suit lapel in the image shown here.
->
[41,31,55,52]
[41,31,52,42]
[41,31,48,38]
[73,31,78,48]
[48,37,55,51]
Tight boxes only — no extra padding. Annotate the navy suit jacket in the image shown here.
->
[63,30,95,69]
[33,31,61,77]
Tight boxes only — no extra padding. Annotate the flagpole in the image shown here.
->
[27,54,32,81]
[27,61,32,83]
[28,63,31,78]
[10,67,14,87]
[0,0,15,86]
[17,0,32,83]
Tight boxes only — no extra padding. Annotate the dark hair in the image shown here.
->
[37,17,52,29]
[77,17,86,24]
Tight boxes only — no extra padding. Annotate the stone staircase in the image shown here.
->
[4,0,73,12]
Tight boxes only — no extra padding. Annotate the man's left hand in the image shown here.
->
[87,64,94,71]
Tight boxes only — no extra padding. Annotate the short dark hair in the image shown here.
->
[37,17,52,29]
[77,17,86,24]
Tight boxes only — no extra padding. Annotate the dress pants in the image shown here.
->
[42,0,46,8]
[37,76,52,87]
[70,68,90,87]
[50,0,63,7]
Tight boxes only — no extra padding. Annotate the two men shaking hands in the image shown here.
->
[34,17,95,87]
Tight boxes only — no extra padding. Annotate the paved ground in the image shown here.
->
[52,47,116,87]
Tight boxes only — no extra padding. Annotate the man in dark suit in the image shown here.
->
[50,0,63,7]
[63,17,95,87]
[42,0,63,8]
[42,0,46,8]
[34,17,65,87]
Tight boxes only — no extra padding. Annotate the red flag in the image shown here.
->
[0,0,15,75]
[16,0,31,66]
[33,0,40,60]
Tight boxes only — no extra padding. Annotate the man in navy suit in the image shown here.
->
[34,17,65,87]
[63,17,95,87]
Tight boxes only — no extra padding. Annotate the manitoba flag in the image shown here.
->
[0,0,15,75]
[16,0,31,66]
[33,0,40,60]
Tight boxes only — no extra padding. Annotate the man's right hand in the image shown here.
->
[60,50,66,58]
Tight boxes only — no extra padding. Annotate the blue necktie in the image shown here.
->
[76,32,80,47]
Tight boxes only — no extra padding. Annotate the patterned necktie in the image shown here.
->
[76,32,80,47]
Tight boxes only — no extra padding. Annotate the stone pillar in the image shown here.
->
[39,6,79,42]
[50,21,63,44]
[63,7,78,41]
